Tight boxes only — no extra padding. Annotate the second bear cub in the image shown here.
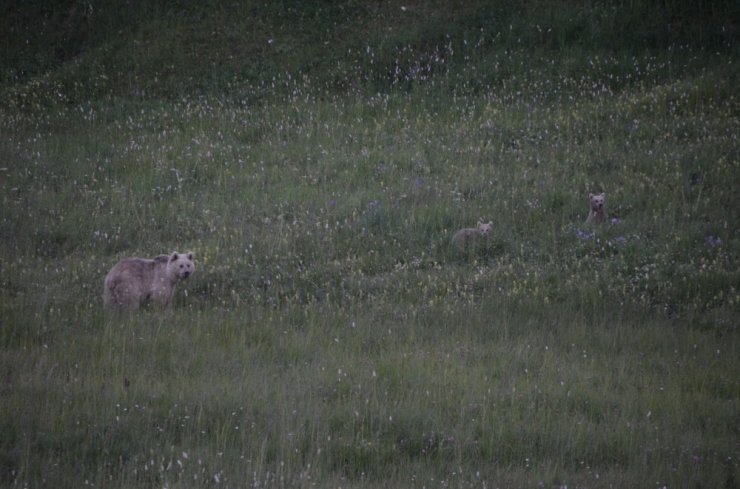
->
[451,221,493,251]
[586,193,607,224]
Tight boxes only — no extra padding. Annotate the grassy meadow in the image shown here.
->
[1,1,738,487]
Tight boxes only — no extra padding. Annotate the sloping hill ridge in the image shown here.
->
[2,0,737,106]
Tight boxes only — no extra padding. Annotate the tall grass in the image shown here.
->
[1,1,738,487]
[2,302,737,487]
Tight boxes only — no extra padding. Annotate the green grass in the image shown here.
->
[1,1,739,487]
[2,303,737,487]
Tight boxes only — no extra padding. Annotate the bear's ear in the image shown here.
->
[170,252,179,262]
[589,193,594,199]
[477,220,482,226]
[187,252,194,260]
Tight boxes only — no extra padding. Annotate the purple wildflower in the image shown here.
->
[576,229,594,241]
[705,235,723,247]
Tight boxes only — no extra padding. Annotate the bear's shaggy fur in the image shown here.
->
[586,193,606,224]
[103,251,195,310]
[451,221,493,251]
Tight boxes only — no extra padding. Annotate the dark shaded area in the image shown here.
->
[2,0,737,101]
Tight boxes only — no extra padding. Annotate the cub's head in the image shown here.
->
[589,193,605,212]
[477,221,493,236]
[169,251,195,280]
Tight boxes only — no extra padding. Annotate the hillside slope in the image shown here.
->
[2,0,737,106]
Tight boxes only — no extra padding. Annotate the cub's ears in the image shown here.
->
[169,252,193,262]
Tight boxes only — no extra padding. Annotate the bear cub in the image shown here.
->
[586,193,607,224]
[451,221,493,251]
[103,251,195,311]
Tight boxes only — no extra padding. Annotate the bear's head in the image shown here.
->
[477,221,493,236]
[589,193,605,212]
[169,251,195,280]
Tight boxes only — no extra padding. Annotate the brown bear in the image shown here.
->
[103,251,195,311]
[586,193,606,224]
[451,221,493,251]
